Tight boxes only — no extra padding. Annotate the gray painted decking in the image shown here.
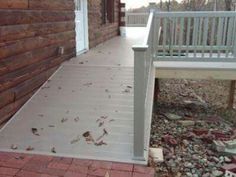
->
[0,28,147,164]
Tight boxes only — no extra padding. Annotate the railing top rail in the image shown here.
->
[126,12,149,15]
[155,11,236,17]
[143,12,154,46]
[132,11,154,51]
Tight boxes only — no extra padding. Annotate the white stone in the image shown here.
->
[178,120,195,126]
[149,148,164,163]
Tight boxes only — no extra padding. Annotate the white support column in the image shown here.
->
[132,45,148,161]
[233,17,236,57]
[234,17,236,57]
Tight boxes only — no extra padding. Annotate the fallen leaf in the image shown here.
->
[83,131,90,137]
[103,128,108,135]
[83,83,92,87]
[41,86,50,90]
[31,128,40,136]
[61,118,68,123]
[105,89,109,93]
[58,86,62,90]
[101,116,108,119]
[26,146,34,151]
[99,121,104,127]
[49,125,55,128]
[109,119,115,122]
[127,86,132,89]
[51,147,56,153]
[11,144,18,150]
[122,89,130,93]
[74,117,80,122]
[83,131,94,143]
[95,140,107,146]
[96,128,109,142]
[38,114,44,117]
[71,136,80,144]
[79,62,84,64]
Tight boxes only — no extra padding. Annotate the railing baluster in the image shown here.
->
[153,17,160,58]
[210,17,216,58]
[170,17,175,57]
[202,17,209,58]
[226,17,233,57]
[174,17,178,46]
[217,17,223,58]
[222,17,227,46]
[198,17,203,46]
[186,17,191,58]
[233,17,236,57]
[193,17,198,58]
[163,18,167,57]
[178,17,184,57]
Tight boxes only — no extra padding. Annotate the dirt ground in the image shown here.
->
[156,79,236,124]
[150,79,236,177]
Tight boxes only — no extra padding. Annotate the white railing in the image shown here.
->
[154,11,236,61]
[126,12,149,27]
[132,11,236,161]
[132,11,159,160]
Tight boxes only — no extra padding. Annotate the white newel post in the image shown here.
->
[132,45,148,160]
[234,20,236,57]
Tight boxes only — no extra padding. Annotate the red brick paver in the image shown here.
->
[0,152,155,177]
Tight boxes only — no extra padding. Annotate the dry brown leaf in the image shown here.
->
[26,146,34,151]
[103,128,108,135]
[99,121,104,127]
[95,140,107,146]
[74,117,80,122]
[61,118,68,123]
[31,128,40,136]
[83,82,92,87]
[38,114,44,117]
[51,147,56,153]
[83,131,95,143]
[71,136,80,144]
[11,144,18,150]
[101,116,108,119]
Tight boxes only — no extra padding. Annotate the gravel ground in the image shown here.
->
[150,79,236,177]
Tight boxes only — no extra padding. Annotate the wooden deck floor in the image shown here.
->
[0,28,147,164]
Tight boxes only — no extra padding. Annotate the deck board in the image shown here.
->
[0,28,147,164]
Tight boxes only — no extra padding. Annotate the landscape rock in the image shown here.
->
[149,148,164,163]
[165,113,182,120]
[213,140,226,152]
[178,120,195,127]
[212,170,223,177]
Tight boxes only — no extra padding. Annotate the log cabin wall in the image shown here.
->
[0,0,121,125]
[0,0,76,125]
[88,0,120,48]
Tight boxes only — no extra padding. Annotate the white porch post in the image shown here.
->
[132,45,148,160]
[234,19,236,57]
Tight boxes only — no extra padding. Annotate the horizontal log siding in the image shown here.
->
[0,0,76,125]
[88,0,120,48]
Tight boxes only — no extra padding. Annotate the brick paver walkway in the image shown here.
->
[0,152,155,177]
